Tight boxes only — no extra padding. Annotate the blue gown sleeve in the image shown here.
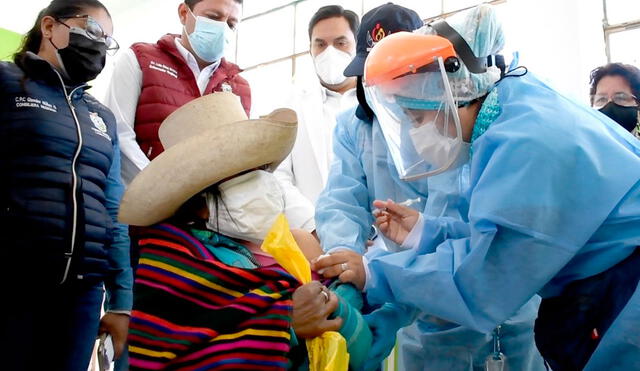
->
[366,128,639,333]
[104,134,133,312]
[315,113,372,254]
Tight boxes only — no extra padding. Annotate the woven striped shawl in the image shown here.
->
[128,223,300,370]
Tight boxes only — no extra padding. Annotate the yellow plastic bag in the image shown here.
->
[261,213,311,284]
[261,214,349,371]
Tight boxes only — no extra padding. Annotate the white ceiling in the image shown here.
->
[0,0,160,34]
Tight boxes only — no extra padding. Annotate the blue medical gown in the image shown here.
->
[315,107,544,370]
[365,72,640,370]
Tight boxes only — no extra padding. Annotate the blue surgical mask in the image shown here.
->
[185,7,231,62]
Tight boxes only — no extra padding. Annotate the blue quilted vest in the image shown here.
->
[0,54,117,285]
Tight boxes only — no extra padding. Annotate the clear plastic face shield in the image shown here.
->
[365,55,465,180]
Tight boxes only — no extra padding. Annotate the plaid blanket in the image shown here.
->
[128,223,300,370]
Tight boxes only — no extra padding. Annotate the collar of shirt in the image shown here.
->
[174,37,221,95]
[321,85,357,115]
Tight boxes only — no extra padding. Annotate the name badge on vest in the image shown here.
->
[221,82,233,93]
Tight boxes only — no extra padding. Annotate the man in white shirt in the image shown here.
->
[275,5,360,207]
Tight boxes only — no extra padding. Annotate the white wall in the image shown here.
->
[92,0,184,99]
[499,0,607,104]
[0,0,617,106]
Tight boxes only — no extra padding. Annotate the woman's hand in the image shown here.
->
[99,312,130,359]
[373,199,420,245]
[311,250,366,290]
[292,281,343,339]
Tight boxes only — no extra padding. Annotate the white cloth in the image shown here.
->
[103,37,220,185]
[275,77,357,208]
[400,212,425,250]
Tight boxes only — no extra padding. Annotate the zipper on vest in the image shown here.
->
[53,70,87,285]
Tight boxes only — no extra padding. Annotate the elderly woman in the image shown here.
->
[119,92,371,370]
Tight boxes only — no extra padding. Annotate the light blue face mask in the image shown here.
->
[185,7,231,62]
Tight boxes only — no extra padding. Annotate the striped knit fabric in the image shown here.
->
[128,223,301,370]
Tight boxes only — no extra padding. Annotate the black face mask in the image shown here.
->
[599,101,639,132]
[52,31,107,85]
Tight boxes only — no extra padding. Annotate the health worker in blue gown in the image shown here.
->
[314,5,640,371]
[313,4,544,371]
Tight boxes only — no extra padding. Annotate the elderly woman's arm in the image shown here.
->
[291,229,374,370]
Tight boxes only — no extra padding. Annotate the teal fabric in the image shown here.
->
[395,95,443,110]
[470,87,501,155]
[190,228,258,269]
[329,282,372,370]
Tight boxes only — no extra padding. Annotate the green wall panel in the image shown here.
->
[0,27,23,61]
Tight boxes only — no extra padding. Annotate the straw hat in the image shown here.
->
[118,92,297,226]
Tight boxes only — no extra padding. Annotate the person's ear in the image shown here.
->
[40,15,56,40]
[178,3,189,26]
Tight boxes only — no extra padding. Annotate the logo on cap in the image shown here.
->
[367,23,389,51]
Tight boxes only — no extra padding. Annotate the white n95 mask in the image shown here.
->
[313,46,353,85]
[206,170,285,243]
[409,122,460,171]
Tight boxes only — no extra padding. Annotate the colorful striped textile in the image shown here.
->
[128,223,301,370]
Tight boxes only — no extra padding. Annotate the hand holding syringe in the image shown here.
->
[371,197,422,246]
[372,197,421,216]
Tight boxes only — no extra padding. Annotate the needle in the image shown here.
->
[373,197,421,216]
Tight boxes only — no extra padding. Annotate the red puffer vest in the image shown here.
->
[131,34,251,160]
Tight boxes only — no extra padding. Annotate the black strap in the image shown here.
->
[430,20,505,76]
[355,76,374,124]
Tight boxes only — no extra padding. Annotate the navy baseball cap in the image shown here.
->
[343,2,423,77]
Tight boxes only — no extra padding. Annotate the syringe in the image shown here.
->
[372,197,421,216]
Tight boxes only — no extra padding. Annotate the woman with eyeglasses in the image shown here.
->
[590,62,640,136]
[0,1,131,370]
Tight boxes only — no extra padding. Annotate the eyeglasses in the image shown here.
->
[56,15,119,55]
[592,92,638,109]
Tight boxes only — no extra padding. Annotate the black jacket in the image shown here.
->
[0,54,119,285]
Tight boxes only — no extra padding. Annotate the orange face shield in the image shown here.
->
[364,32,459,88]
[363,32,466,180]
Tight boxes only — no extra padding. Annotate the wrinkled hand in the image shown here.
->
[99,312,129,360]
[311,250,366,290]
[373,199,419,245]
[292,281,343,339]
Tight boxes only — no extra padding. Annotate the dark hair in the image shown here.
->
[172,165,272,232]
[589,62,640,104]
[185,0,242,10]
[172,183,225,230]
[14,0,110,67]
[308,5,359,40]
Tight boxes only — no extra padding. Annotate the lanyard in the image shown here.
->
[485,325,507,371]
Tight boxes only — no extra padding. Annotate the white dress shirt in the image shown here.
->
[275,75,357,209]
[322,87,358,169]
[103,37,220,184]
